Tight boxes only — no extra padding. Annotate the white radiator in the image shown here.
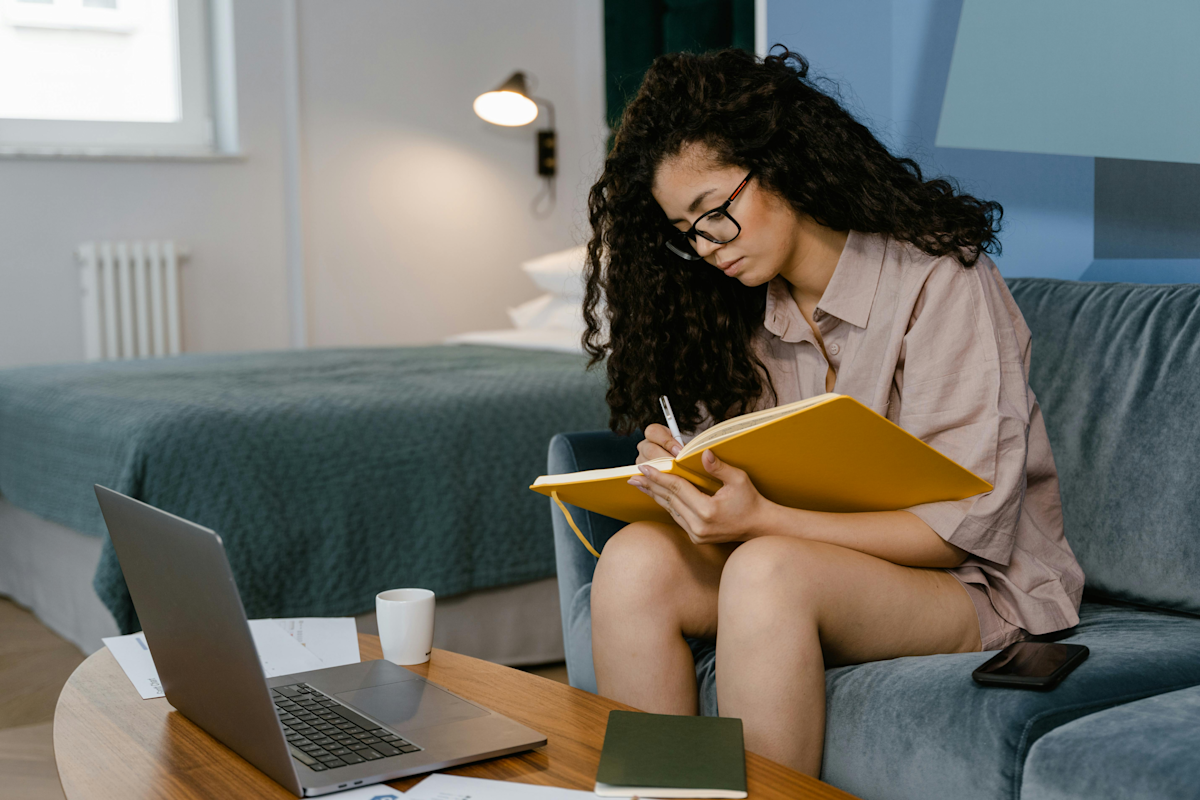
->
[76,241,188,362]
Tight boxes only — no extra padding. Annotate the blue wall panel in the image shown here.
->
[768,0,1094,280]
[1095,160,1200,260]
[764,0,893,136]
[937,1,1200,165]
[1079,260,1200,284]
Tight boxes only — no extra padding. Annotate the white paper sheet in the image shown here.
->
[246,619,327,677]
[268,616,360,668]
[102,632,164,699]
[103,616,360,700]
[404,774,595,800]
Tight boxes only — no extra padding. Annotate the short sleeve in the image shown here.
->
[899,259,1032,566]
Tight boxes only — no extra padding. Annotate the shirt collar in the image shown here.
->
[813,231,885,329]
[762,231,886,338]
[764,276,807,342]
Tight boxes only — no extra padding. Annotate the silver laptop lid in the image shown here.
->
[94,485,302,796]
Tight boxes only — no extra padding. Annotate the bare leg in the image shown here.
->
[715,536,981,776]
[591,521,736,715]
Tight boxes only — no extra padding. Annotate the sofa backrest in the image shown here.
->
[1007,278,1200,616]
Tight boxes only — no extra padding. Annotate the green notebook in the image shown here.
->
[594,710,748,799]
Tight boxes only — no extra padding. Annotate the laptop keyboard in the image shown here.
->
[272,682,422,772]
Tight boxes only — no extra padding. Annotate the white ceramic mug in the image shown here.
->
[375,588,436,665]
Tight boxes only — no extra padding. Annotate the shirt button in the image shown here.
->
[813,309,824,321]
[827,342,840,356]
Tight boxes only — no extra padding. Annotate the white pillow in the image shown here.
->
[521,244,587,299]
[507,293,583,330]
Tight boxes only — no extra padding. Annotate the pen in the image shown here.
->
[659,395,685,447]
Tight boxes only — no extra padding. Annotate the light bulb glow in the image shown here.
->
[473,91,538,126]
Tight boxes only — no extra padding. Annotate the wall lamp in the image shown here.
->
[474,71,556,216]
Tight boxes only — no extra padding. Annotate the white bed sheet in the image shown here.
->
[444,327,584,354]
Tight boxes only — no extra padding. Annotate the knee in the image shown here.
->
[719,536,821,618]
[592,522,687,611]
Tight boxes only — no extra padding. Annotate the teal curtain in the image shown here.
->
[605,0,756,133]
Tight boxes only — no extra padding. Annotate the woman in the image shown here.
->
[581,48,1084,777]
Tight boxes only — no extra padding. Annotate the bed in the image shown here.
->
[0,344,608,663]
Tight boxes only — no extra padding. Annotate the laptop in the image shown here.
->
[94,485,547,797]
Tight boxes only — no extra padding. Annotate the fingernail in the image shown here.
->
[670,444,682,456]
[638,465,650,475]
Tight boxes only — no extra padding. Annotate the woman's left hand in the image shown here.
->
[629,450,772,545]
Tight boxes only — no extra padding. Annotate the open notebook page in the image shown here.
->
[679,393,838,457]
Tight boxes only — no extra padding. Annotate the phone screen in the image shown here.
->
[975,642,1077,679]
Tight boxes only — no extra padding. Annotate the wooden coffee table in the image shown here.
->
[54,634,856,799]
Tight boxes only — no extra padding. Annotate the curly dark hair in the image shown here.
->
[583,47,1003,435]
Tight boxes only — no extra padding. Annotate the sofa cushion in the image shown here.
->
[1007,279,1200,615]
[1020,683,1200,800]
[692,601,1200,800]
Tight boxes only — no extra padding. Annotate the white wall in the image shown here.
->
[0,0,293,369]
[298,0,606,347]
[0,0,606,368]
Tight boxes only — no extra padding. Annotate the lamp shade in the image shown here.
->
[474,71,539,127]
[937,0,1200,164]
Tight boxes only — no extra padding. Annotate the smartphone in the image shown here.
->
[972,641,1089,690]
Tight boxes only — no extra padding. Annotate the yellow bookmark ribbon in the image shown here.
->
[551,491,601,559]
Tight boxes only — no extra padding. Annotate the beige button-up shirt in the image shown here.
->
[752,231,1084,635]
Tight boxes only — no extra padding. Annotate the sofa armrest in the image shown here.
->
[548,430,641,689]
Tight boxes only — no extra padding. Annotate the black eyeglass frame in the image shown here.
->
[663,171,753,261]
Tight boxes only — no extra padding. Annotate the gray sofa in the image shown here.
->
[547,278,1200,800]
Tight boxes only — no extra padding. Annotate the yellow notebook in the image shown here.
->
[530,393,992,526]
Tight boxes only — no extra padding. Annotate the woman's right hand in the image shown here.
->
[636,423,683,464]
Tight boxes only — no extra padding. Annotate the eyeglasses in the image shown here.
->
[663,171,752,261]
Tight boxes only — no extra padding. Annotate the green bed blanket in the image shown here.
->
[0,346,610,633]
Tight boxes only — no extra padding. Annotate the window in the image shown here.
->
[0,0,234,155]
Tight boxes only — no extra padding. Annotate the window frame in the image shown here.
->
[0,0,235,157]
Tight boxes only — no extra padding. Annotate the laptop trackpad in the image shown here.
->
[336,680,489,733]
